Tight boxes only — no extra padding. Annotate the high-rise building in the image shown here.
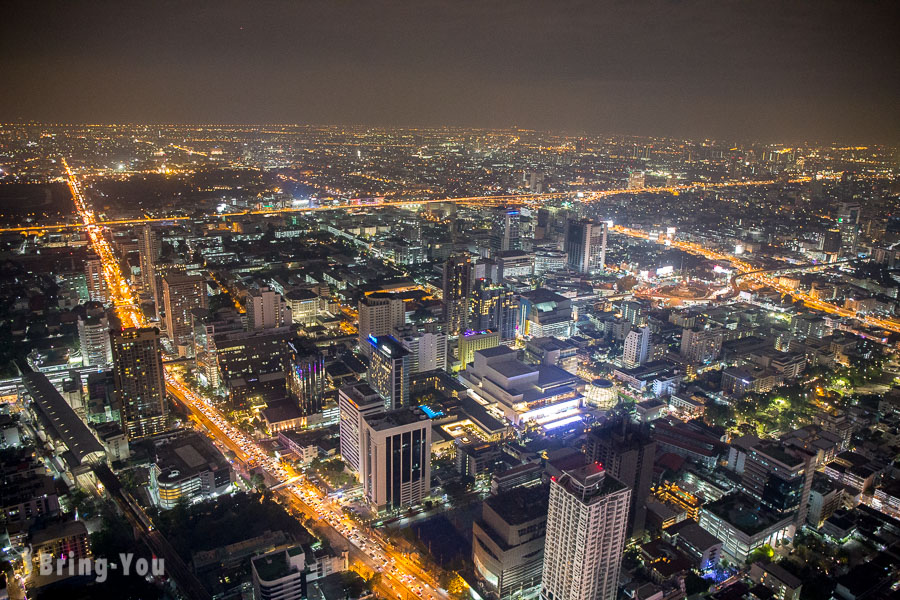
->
[741,441,815,528]
[338,381,385,473]
[622,326,650,368]
[519,289,574,339]
[152,262,187,322]
[367,335,410,410]
[78,309,112,367]
[360,406,432,511]
[443,255,474,336]
[837,202,861,258]
[251,546,306,600]
[540,464,630,600]
[470,279,519,342]
[139,225,160,297]
[458,329,501,370]
[565,220,607,274]
[585,421,656,536]
[621,300,648,327]
[490,208,522,256]
[358,294,406,357]
[111,327,167,440]
[472,485,549,600]
[214,327,293,410]
[85,253,108,304]
[394,325,448,373]
[680,327,724,365]
[162,274,207,353]
[191,308,244,389]
[496,250,535,282]
[821,229,842,257]
[287,337,326,418]
[628,170,645,189]
[246,286,291,330]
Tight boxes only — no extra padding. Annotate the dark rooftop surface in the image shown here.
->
[703,492,790,536]
[484,484,549,525]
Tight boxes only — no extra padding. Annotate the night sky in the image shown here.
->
[2,0,898,143]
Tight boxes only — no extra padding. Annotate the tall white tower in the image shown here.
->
[622,326,650,368]
[540,463,631,600]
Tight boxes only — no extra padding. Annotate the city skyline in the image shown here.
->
[2,2,899,599]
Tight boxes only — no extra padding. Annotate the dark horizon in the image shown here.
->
[2,0,899,144]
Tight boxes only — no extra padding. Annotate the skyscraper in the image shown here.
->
[111,327,167,440]
[565,220,607,274]
[139,225,160,297]
[367,335,410,410]
[394,325,448,373]
[490,207,521,256]
[585,421,656,536]
[78,309,112,367]
[162,274,208,353]
[338,381,385,473]
[287,337,326,418]
[470,279,519,342]
[443,255,474,336]
[358,294,406,357]
[622,326,650,368]
[360,406,432,512]
[680,327,724,365]
[246,286,291,330]
[741,441,815,528]
[540,463,630,600]
[85,253,108,304]
[837,201,861,258]
[472,485,549,600]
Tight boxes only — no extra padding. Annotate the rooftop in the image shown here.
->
[369,334,410,358]
[364,406,429,431]
[703,492,791,536]
[23,371,104,466]
[485,484,550,525]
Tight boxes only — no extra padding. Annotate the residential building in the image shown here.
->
[162,273,208,353]
[77,309,112,367]
[395,326,448,373]
[470,279,519,341]
[358,293,406,357]
[84,253,108,303]
[246,286,291,330]
[623,326,651,368]
[565,219,607,274]
[585,421,656,536]
[444,255,474,336]
[679,327,723,365]
[540,463,630,600]
[111,327,167,440]
[491,208,522,256]
[338,381,385,473]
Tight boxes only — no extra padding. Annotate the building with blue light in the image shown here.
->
[367,335,410,410]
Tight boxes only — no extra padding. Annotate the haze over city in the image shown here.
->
[2,0,900,142]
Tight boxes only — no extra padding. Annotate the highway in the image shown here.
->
[612,224,900,335]
[63,159,449,600]
[2,172,868,235]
